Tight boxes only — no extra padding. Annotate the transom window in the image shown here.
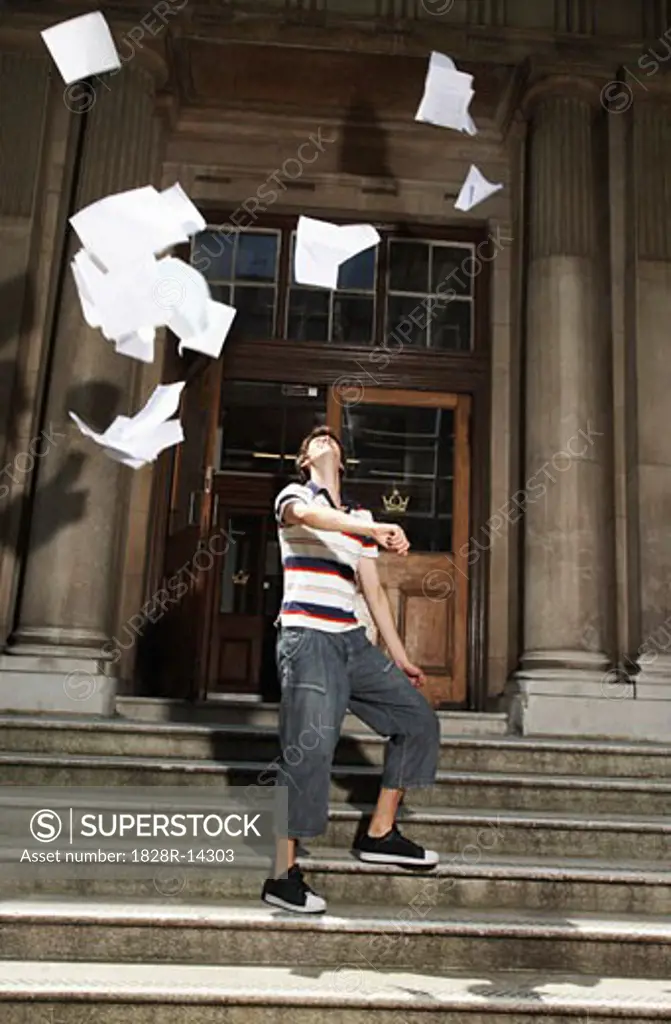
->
[192,224,475,351]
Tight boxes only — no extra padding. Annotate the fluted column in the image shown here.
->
[0,49,50,648]
[0,62,162,714]
[631,97,671,700]
[508,78,616,734]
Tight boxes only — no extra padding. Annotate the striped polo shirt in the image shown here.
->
[274,480,378,632]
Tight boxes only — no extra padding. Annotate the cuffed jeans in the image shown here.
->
[276,626,440,838]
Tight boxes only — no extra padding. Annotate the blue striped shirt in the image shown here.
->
[274,480,378,632]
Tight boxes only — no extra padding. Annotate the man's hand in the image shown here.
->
[395,657,426,689]
[371,523,410,556]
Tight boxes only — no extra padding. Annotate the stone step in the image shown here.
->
[5,713,671,780]
[116,696,510,735]
[0,717,503,772]
[321,805,671,862]
[1,960,668,1023]
[5,848,671,917]
[2,898,670,979]
[3,749,671,815]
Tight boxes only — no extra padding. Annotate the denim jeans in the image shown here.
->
[276,626,440,838]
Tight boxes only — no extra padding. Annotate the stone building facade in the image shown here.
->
[0,0,670,739]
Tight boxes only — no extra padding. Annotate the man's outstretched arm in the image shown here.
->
[356,556,426,687]
[283,500,409,553]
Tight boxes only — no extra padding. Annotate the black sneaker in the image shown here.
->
[261,865,327,914]
[352,825,439,868]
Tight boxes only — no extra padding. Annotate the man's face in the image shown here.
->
[305,434,343,473]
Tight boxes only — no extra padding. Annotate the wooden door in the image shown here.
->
[148,355,223,701]
[330,389,471,707]
[205,473,282,699]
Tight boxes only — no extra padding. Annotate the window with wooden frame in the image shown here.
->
[191,222,480,353]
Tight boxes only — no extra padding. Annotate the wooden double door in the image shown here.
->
[155,365,472,708]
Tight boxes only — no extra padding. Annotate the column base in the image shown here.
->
[0,648,116,716]
[635,653,671,700]
[505,657,671,741]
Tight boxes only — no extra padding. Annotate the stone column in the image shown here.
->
[507,78,617,735]
[631,98,671,707]
[0,63,162,714]
[0,48,51,648]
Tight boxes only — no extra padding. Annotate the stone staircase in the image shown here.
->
[0,696,670,1022]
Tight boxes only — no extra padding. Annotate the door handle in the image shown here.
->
[212,494,219,527]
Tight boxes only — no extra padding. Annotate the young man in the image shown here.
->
[261,425,440,914]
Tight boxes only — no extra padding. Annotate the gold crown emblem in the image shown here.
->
[382,486,410,515]
[232,570,251,585]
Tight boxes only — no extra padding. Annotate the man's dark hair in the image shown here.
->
[295,425,346,484]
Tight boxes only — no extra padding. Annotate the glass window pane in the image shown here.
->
[332,294,374,344]
[287,288,329,341]
[192,230,233,281]
[235,232,278,282]
[219,381,327,475]
[386,295,428,346]
[340,404,455,552]
[431,245,473,297]
[337,247,376,291]
[430,298,472,351]
[232,285,275,338]
[388,240,429,293]
[210,284,232,305]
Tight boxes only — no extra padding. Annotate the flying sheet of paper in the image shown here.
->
[155,257,211,341]
[178,300,237,359]
[71,246,217,358]
[294,216,381,290]
[115,381,185,440]
[97,420,184,467]
[70,186,190,272]
[115,327,156,364]
[112,420,185,462]
[454,165,503,211]
[41,12,121,86]
[71,250,103,329]
[87,255,165,340]
[415,51,477,136]
[160,183,206,237]
[69,382,185,468]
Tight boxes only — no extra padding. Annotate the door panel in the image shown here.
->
[152,356,223,701]
[334,389,471,707]
[207,493,277,696]
[204,382,328,699]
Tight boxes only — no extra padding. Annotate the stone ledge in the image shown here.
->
[0,655,116,717]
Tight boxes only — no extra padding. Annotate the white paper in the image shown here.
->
[69,381,185,469]
[114,419,185,462]
[415,52,477,136]
[117,381,185,439]
[294,216,381,290]
[178,299,237,359]
[71,249,103,329]
[41,12,120,86]
[115,327,156,364]
[90,256,165,339]
[454,164,503,211]
[160,183,206,237]
[70,186,189,272]
[155,257,211,341]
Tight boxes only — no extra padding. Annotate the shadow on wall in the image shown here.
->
[0,370,127,567]
[338,98,397,185]
[0,271,33,458]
